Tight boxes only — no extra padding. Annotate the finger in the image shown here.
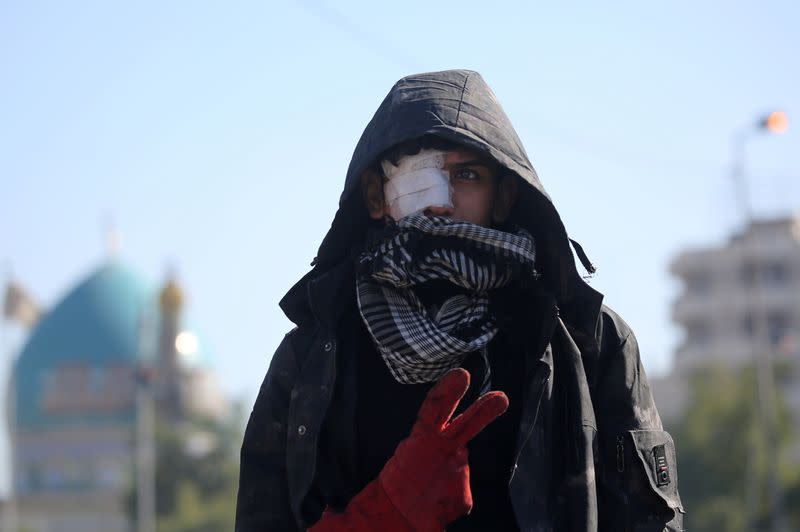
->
[415,368,471,432]
[443,391,509,446]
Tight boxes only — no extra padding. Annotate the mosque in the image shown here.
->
[5,260,227,532]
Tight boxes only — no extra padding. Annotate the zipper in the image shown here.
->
[509,301,559,483]
[616,435,625,473]
[509,362,550,482]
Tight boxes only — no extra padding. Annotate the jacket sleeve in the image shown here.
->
[592,308,685,532]
[235,331,301,532]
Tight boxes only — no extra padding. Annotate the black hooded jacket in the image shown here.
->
[235,70,684,531]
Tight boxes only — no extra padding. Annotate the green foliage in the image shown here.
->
[669,363,800,531]
[156,481,236,532]
[127,402,245,532]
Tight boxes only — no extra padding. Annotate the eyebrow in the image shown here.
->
[448,159,492,168]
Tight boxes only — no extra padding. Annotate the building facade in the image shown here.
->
[654,216,800,423]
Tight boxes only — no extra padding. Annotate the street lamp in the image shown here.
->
[175,330,198,357]
[732,111,789,218]
[733,110,789,532]
[762,110,789,135]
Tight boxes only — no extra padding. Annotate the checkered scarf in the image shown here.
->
[356,214,537,384]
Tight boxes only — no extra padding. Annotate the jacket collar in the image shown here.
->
[280,259,356,331]
[561,277,604,343]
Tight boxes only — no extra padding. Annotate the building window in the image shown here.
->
[740,312,793,347]
[740,261,790,287]
[763,262,790,285]
[741,314,754,338]
[16,465,35,493]
[685,270,712,294]
[96,458,127,489]
[768,312,792,347]
[686,320,713,347]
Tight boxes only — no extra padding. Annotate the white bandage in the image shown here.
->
[381,149,452,221]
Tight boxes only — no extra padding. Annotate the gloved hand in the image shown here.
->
[309,368,509,532]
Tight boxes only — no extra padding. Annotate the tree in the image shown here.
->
[669,363,800,531]
[127,402,245,532]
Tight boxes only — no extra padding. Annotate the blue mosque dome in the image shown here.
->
[14,262,156,428]
[9,259,226,508]
[13,261,217,430]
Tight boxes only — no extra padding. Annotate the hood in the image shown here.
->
[285,70,602,334]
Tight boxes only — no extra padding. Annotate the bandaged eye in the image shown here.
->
[381,149,454,221]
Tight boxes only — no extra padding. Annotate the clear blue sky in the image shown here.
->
[1,0,798,494]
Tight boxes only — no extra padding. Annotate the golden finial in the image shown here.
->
[159,271,184,312]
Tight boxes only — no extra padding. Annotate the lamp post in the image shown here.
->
[731,111,788,216]
[733,110,788,532]
[135,309,158,532]
[136,364,156,532]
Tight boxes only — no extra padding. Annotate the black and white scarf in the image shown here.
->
[356,214,537,384]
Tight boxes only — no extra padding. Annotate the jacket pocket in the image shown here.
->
[627,429,685,531]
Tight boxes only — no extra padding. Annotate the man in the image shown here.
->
[236,70,684,531]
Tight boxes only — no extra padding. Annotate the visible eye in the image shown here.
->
[451,168,481,181]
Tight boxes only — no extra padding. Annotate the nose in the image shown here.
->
[424,205,454,217]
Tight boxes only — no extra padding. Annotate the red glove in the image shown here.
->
[309,368,509,532]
